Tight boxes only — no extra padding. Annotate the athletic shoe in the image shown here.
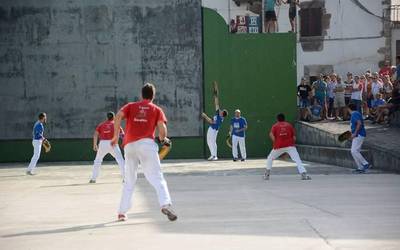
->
[117,214,127,221]
[211,156,218,161]
[301,172,312,180]
[263,169,270,180]
[362,163,370,171]
[89,179,96,183]
[241,158,245,162]
[352,169,365,174]
[207,156,214,161]
[233,158,238,162]
[161,205,178,221]
[26,171,35,175]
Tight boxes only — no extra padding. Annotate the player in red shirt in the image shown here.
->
[264,113,311,180]
[111,83,177,222]
[89,112,125,183]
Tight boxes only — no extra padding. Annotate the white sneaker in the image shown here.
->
[211,156,218,161]
[207,156,214,161]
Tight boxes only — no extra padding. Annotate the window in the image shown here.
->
[300,8,323,37]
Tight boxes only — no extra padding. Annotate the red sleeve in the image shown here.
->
[95,123,102,133]
[119,126,125,135]
[120,103,131,119]
[157,107,167,124]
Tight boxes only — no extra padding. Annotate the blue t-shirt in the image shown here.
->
[313,80,327,98]
[372,98,386,108]
[310,105,322,116]
[210,110,223,130]
[350,111,366,137]
[265,0,276,11]
[231,117,247,137]
[33,121,44,140]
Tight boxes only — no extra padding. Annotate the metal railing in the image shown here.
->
[388,5,400,22]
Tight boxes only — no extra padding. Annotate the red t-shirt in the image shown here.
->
[271,121,295,149]
[121,99,167,146]
[96,120,124,140]
[379,67,391,77]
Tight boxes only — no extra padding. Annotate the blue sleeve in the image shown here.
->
[243,118,247,126]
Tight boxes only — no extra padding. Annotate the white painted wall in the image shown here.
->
[297,0,386,82]
[202,0,387,83]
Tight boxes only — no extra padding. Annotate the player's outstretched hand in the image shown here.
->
[111,136,118,146]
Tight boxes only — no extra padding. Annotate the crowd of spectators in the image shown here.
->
[297,57,400,125]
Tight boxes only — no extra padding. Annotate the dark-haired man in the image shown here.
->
[201,92,228,161]
[348,103,370,173]
[89,112,125,183]
[26,112,47,175]
[112,83,177,222]
[264,113,311,180]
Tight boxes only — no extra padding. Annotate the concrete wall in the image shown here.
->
[0,0,203,139]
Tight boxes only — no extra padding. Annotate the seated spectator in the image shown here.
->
[334,75,347,120]
[374,81,400,124]
[297,77,311,121]
[370,93,386,123]
[382,75,393,101]
[304,99,323,122]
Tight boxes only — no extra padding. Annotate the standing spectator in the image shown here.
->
[396,56,400,82]
[379,60,391,77]
[334,75,347,120]
[391,66,397,83]
[327,74,337,118]
[283,0,299,32]
[350,75,363,113]
[382,75,393,101]
[344,72,354,106]
[230,109,247,161]
[363,73,373,118]
[27,112,47,175]
[312,74,328,119]
[371,72,383,101]
[297,77,311,120]
[264,0,281,33]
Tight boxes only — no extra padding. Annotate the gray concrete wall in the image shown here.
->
[0,0,203,139]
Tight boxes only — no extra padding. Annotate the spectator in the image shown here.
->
[297,77,311,121]
[350,75,363,113]
[396,55,400,81]
[382,74,393,101]
[371,72,383,100]
[344,72,354,106]
[334,75,347,120]
[370,93,386,124]
[230,19,237,33]
[379,60,391,77]
[327,73,337,118]
[264,0,281,33]
[375,80,400,124]
[283,0,299,32]
[312,74,328,119]
[391,66,397,83]
[363,73,373,118]
[305,98,323,122]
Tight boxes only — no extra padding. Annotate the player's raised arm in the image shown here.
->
[201,112,214,124]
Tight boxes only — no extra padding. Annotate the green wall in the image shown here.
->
[0,8,296,163]
[203,8,297,158]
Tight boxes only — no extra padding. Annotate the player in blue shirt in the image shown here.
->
[230,109,248,161]
[27,112,47,175]
[347,103,370,173]
[201,92,228,161]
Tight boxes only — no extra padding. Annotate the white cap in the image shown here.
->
[235,109,241,113]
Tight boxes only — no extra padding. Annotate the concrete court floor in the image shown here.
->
[0,159,399,250]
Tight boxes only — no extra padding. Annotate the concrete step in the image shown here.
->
[297,144,371,169]
[295,121,351,148]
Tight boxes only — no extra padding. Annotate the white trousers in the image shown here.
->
[266,146,307,174]
[207,127,219,157]
[27,139,42,172]
[118,139,172,214]
[351,136,368,169]
[232,135,246,159]
[91,140,125,180]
